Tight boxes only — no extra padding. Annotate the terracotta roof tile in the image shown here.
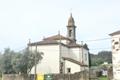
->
[44,34,72,41]
[28,34,89,50]
[28,39,58,46]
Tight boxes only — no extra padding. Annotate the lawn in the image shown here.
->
[99,76,108,80]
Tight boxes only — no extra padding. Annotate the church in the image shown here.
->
[28,14,89,74]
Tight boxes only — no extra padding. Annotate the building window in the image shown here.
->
[67,68,71,73]
[69,30,72,37]
[60,62,63,73]
[85,54,87,61]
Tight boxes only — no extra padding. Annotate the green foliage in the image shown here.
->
[0,48,17,74]
[90,51,112,66]
[0,48,43,74]
[99,76,108,80]
[19,49,43,74]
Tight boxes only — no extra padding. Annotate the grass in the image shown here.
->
[99,76,108,80]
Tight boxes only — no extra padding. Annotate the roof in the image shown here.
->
[109,30,120,36]
[28,39,58,46]
[28,34,89,50]
[67,13,75,27]
[28,34,71,46]
[44,34,72,41]
[67,43,89,50]
[63,57,88,67]
[67,42,81,48]
[83,44,89,50]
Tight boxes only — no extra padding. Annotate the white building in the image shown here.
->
[28,14,89,74]
[109,30,120,80]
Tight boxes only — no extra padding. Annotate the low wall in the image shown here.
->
[107,66,113,80]
[2,70,98,80]
[2,74,29,80]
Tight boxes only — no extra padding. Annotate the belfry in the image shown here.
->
[67,13,76,42]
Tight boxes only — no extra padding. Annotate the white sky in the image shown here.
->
[0,0,120,54]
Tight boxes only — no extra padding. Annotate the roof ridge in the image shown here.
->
[43,34,72,41]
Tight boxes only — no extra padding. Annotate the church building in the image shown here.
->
[28,14,89,74]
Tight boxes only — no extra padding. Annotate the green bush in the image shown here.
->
[99,76,107,80]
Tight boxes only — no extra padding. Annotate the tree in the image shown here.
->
[98,51,112,63]
[0,48,43,74]
[17,49,44,74]
[0,48,17,74]
[89,51,112,66]
[0,52,2,77]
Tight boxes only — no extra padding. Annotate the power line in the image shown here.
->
[79,36,120,43]
[78,37,111,43]
[89,47,111,50]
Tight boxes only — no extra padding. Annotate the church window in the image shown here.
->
[69,30,72,37]
[60,62,63,73]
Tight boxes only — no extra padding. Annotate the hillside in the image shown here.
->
[89,51,112,66]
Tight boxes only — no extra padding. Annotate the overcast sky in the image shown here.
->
[0,0,120,54]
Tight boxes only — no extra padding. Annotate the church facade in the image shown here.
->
[28,14,89,74]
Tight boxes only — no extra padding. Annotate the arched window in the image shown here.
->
[69,30,72,37]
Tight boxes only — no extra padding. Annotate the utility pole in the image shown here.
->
[81,41,84,70]
[88,52,90,80]
[59,31,62,74]
[34,43,37,80]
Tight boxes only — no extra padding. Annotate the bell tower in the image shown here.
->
[67,13,76,42]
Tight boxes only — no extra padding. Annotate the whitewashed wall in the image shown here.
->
[29,45,60,74]
[61,45,69,58]
[65,60,80,73]
[29,42,89,74]
[79,48,89,65]
[70,48,80,62]
[61,45,78,61]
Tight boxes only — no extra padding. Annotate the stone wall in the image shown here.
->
[2,70,98,80]
[52,71,86,80]
[107,66,113,80]
[2,74,29,80]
